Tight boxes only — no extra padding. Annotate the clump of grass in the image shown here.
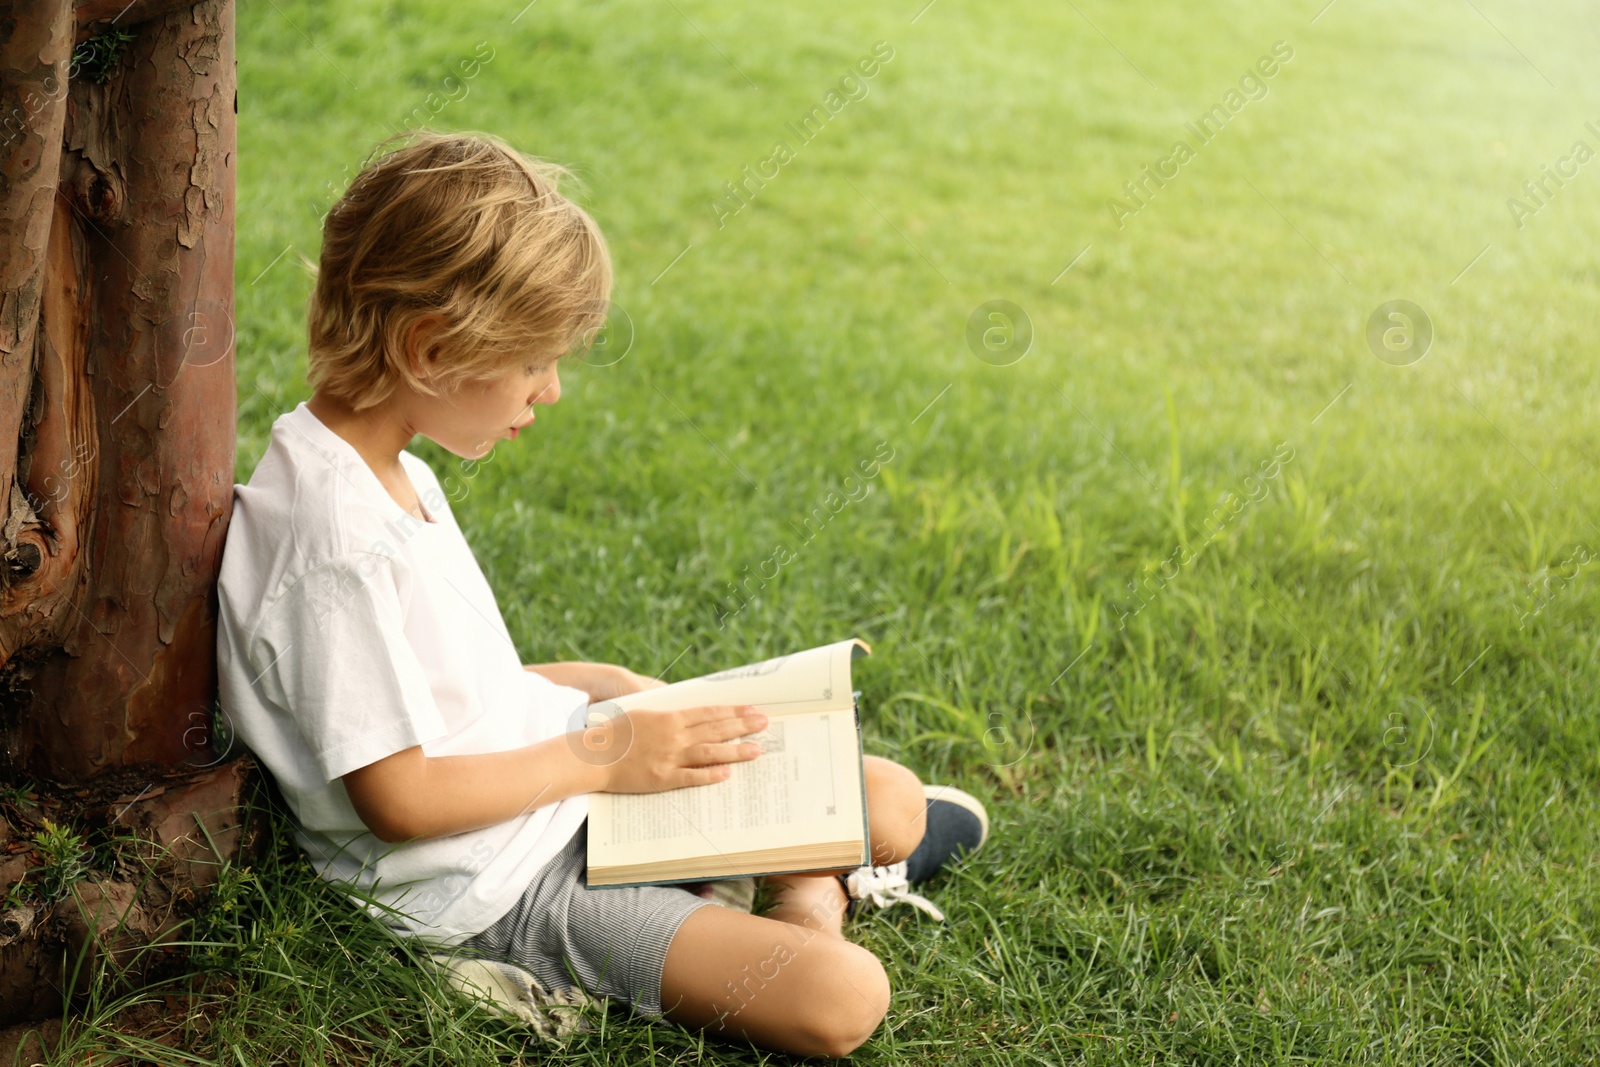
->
[31,819,91,903]
[70,29,136,85]
[3,818,93,910]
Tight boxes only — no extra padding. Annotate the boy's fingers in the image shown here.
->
[699,713,768,742]
[689,741,762,767]
[677,764,737,789]
[684,704,759,726]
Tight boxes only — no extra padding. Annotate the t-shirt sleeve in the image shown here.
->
[248,552,448,783]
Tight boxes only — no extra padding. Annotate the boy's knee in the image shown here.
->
[788,938,890,1057]
[866,757,926,865]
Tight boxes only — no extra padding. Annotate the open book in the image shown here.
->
[585,638,871,888]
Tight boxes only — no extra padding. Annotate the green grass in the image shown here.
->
[49,0,1600,1062]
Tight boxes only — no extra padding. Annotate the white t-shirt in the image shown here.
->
[215,400,590,946]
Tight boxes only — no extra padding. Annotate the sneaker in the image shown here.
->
[841,784,990,921]
[904,784,989,884]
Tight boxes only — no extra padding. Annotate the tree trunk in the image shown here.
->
[0,0,247,1030]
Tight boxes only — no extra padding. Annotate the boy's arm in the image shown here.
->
[343,732,601,844]
[342,703,766,843]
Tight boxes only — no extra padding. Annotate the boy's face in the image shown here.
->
[409,355,562,460]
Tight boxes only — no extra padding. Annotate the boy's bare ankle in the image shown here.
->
[761,873,848,938]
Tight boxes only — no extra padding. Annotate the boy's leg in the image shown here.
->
[863,754,928,866]
[660,903,891,1058]
[762,754,927,928]
[658,757,925,1056]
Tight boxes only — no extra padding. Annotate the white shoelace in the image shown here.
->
[843,860,945,921]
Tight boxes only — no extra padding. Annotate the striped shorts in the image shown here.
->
[457,820,714,1017]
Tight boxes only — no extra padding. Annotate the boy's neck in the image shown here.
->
[306,391,416,478]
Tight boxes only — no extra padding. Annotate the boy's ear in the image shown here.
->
[404,315,446,381]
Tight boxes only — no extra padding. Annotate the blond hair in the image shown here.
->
[305,130,612,411]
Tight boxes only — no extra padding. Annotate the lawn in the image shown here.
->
[55,0,1600,1062]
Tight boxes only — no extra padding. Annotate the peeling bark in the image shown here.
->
[0,0,236,780]
[0,0,245,1028]
[73,1,203,43]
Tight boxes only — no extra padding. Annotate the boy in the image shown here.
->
[216,130,988,1058]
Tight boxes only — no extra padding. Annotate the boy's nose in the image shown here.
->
[535,371,561,404]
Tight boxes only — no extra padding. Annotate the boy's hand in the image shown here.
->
[600,665,669,700]
[586,704,766,793]
[525,662,667,702]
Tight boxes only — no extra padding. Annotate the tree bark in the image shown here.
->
[0,0,236,780]
[0,0,246,1030]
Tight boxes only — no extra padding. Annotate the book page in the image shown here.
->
[588,706,865,876]
[586,638,871,882]
[607,713,845,844]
